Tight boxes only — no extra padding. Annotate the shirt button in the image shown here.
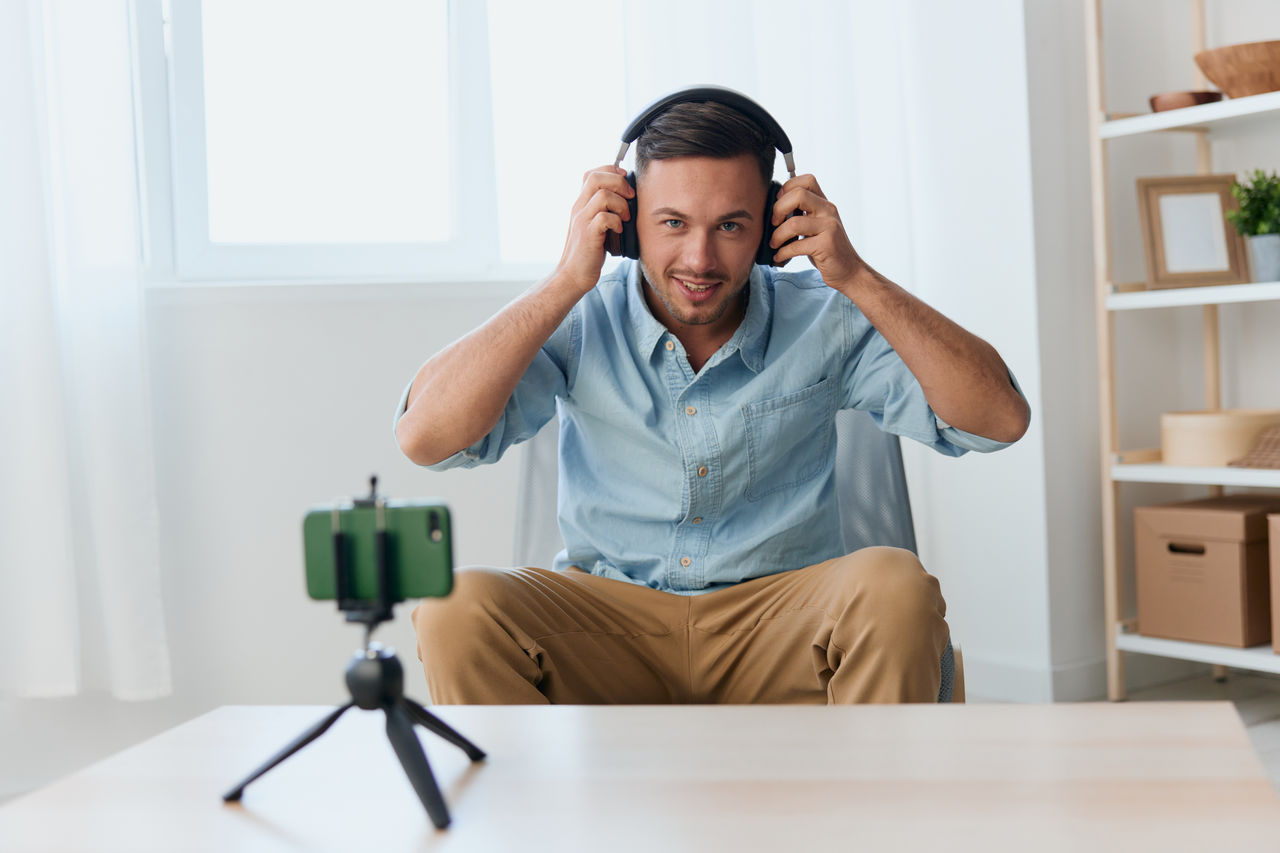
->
[665,340,675,351]
[685,405,696,416]
[691,517,703,524]
[680,557,692,567]
[697,466,708,477]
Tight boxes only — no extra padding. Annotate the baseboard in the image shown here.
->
[963,651,1212,702]
[962,653,1055,702]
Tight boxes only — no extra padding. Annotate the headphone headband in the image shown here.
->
[613,85,796,178]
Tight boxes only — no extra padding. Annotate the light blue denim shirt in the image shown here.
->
[400,260,1022,594]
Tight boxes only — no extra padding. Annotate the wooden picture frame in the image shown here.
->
[1136,174,1249,289]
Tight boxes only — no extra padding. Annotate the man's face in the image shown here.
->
[635,154,768,335]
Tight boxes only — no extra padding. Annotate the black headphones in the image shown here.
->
[606,85,797,267]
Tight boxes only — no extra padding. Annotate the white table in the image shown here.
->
[1,702,1278,851]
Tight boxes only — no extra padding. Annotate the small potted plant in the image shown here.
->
[1226,169,1280,283]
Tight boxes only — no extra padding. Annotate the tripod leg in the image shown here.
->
[223,703,355,802]
[385,703,452,829]
[401,697,487,762]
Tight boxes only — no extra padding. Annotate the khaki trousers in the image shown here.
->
[410,546,948,705]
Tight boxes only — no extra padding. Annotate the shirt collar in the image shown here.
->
[626,261,772,373]
[626,261,669,359]
[727,266,771,373]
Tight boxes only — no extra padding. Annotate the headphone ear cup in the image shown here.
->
[620,172,640,260]
[757,181,784,267]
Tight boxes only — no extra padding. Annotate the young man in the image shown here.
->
[395,93,1029,705]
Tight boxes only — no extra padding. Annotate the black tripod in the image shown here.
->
[223,481,485,829]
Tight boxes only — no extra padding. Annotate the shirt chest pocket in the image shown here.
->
[741,376,840,502]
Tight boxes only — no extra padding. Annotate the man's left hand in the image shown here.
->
[769,174,864,289]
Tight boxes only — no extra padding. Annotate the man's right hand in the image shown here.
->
[553,165,634,293]
[397,166,634,466]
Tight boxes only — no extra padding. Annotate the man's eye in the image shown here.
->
[663,219,683,229]
[719,222,742,232]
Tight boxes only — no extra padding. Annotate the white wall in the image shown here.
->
[885,2,1054,701]
[1023,0,1108,700]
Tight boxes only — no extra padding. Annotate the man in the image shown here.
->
[395,91,1029,706]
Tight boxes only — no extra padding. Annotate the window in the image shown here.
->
[485,0,625,266]
[200,0,451,246]
[136,0,628,284]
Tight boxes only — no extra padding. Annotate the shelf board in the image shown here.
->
[1111,462,1280,487]
[1116,629,1280,675]
[1100,90,1280,138]
[1107,281,1280,310]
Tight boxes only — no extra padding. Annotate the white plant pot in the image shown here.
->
[1248,233,1280,283]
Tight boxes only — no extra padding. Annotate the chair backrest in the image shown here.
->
[833,411,955,702]
[833,408,917,554]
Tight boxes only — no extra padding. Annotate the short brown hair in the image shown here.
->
[634,101,775,187]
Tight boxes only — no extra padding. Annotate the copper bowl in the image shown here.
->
[1148,90,1223,112]
[1194,40,1280,97]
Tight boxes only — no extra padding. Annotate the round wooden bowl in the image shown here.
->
[1194,40,1280,98]
[1148,90,1223,112]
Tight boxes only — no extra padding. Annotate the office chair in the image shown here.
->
[833,408,963,703]
[513,408,963,703]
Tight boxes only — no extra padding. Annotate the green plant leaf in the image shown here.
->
[1228,170,1280,236]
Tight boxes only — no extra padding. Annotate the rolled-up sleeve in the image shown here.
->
[840,302,1027,456]
[394,305,581,470]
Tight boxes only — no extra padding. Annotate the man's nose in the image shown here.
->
[683,230,717,274]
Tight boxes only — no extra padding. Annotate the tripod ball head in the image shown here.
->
[346,644,405,710]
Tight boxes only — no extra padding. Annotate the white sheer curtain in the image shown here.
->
[513,0,923,566]
[0,0,169,700]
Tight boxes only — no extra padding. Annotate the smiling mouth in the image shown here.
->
[675,277,720,294]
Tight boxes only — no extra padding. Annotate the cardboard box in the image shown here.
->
[1135,495,1280,647]
[1272,515,1280,654]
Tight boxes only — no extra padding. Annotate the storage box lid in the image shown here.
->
[1135,496,1280,542]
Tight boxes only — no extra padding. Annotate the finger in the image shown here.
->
[772,186,818,224]
[772,175,829,222]
[581,163,628,182]
[772,186,836,225]
[590,210,624,236]
[580,165,634,200]
[779,173,826,200]
[573,179,633,223]
[587,187,632,222]
[769,211,837,247]
[770,237,804,267]
[771,232,822,267]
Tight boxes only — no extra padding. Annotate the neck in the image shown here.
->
[644,279,749,373]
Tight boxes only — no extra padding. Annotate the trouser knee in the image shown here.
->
[818,548,949,704]
[831,546,947,629]
[410,566,518,664]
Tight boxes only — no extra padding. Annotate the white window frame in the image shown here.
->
[132,0,506,285]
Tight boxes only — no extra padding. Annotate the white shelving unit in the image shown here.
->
[1085,0,1280,701]
[1111,463,1280,488]
[1099,89,1280,138]
[1115,631,1280,675]
[1106,280,1280,311]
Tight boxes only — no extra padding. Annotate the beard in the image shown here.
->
[639,259,750,328]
